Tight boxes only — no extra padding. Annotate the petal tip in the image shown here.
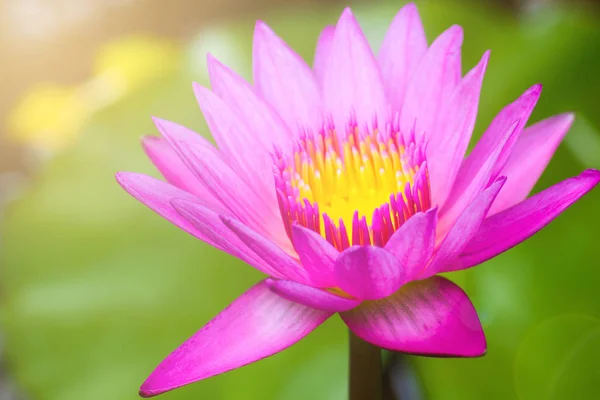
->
[448,24,464,40]
[582,168,600,182]
[402,2,418,13]
[254,20,274,39]
[138,387,157,398]
[528,83,543,97]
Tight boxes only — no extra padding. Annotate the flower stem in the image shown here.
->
[349,331,382,400]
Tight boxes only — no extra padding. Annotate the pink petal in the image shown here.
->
[192,83,277,207]
[444,85,542,217]
[266,278,360,312]
[378,2,428,112]
[313,25,335,87]
[427,51,489,207]
[323,8,388,137]
[384,207,437,281]
[139,281,331,397]
[155,118,290,251]
[253,21,322,131]
[220,215,311,285]
[334,246,403,301]
[141,136,225,213]
[116,172,216,245]
[490,113,574,215]
[206,54,292,152]
[439,118,520,231]
[426,176,505,276]
[400,25,463,145]
[341,276,485,357]
[470,84,542,181]
[458,169,600,269]
[291,224,338,288]
[171,199,286,279]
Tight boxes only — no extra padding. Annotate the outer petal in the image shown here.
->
[440,118,519,228]
[193,83,277,208]
[427,51,489,207]
[323,8,387,137]
[266,278,360,312]
[490,113,574,215]
[341,276,486,357]
[221,216,311,285]
[155,117,290,251]
[171,199,286,279]
[400,25,463,144]
[334,246,404,301]
[444,85,541,218]
[142,136,225,213]
[427,176,505,276]
[384,207,437,281]
[378,2,428,112]
[139,281,331,397]
[458,169,600,269]
[291,225,338,288]
[116,172,217,246]
[206,54,292,152]
[253,21,322,131]
[313,25,335,87]
[465,84,542,182]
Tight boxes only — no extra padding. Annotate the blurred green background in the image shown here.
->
[2,0,600,399]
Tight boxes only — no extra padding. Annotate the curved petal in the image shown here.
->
[116,172,218,246]
[313,25,335,87]
[334,246,403,301]
[253,21,322,131]
[206,54,293,152]
[466,84,542,182]
[458,169,600,269]
[378,2,428,112]
[400,25,463,144]
[221,216,311,285]
[193,83,277,207]
[443,85,541,218]
[427,51,489,207]
[323,8,387,137]
[155,117,290,250]
[341,276,486,357]
[490,113,574,215]
[266,278,360,312]
[384,207,437,281]
[171,199,285,278]
[440,117,519,227]
[139,281,331,397]
[141,136,225,212]
[291,224,338,288]
[427,176,505,276]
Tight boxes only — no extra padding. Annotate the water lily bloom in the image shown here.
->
[117,3,600,397]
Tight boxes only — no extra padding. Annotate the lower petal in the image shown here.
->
[489,113,574,215]
[221,216,311,285]
[384,207,437,281]
[140,281,331,397]
[116,172,219,246]
[427,177,505,276]
[334,246,404,301]
[266,279,360,312]
[341,276,486,357]
[171,199,286,278]
[458,169,600,269]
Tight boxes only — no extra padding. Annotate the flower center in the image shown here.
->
[274,120,431,251]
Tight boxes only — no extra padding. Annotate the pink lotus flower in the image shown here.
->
[117,3,600,397]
